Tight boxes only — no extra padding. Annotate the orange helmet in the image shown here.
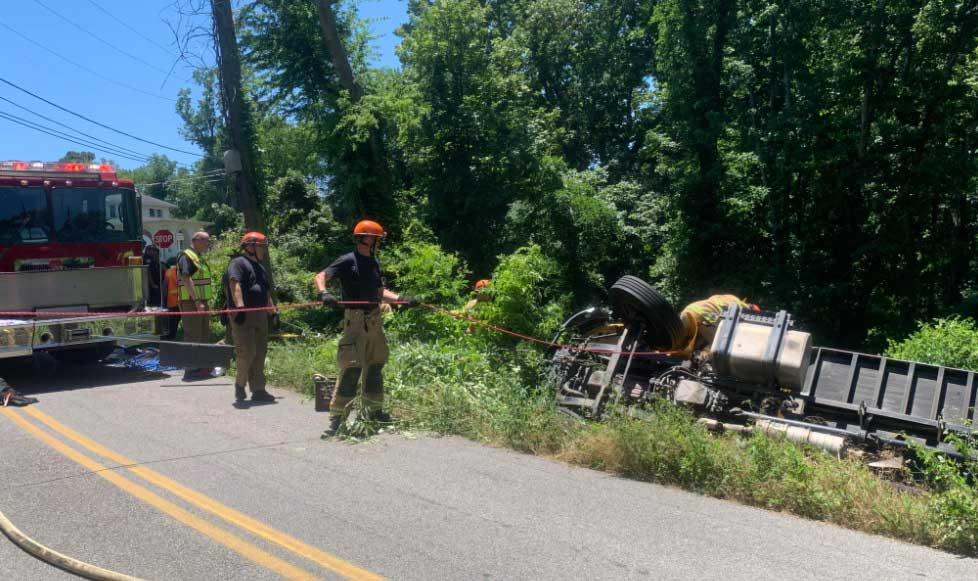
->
[353,220,386,238]
[241,231,268,246]
[475,279,491,290]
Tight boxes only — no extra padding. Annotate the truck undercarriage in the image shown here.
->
[551,276,977,460]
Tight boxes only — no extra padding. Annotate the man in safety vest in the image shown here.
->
[314,220,419,438]
[226,232,277,404]
[673,295,761,357]
[177,231,216,381]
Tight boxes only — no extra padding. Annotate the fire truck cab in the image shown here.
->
[0,161,157,363]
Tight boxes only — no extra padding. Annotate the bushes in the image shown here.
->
[480,244,570,340]
[886,317,978,371]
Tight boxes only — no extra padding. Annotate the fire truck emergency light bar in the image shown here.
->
[0,160,117,179]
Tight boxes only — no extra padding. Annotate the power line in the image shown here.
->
[0,95,156,161]
[82,0,178,57]
[0,109,151,163]
[0,19,176,103]
[136,173,227,188]
[0,76,202,158]
[0,111,151,164]
[31,0,172,77]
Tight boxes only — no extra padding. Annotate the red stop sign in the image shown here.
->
[153,229,174,249]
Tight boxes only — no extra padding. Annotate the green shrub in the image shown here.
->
[480,244,570,341]
[382,241,472,340]
[885,317,978,371]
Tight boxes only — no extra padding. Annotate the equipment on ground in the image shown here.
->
[551,275,978,459]
[0,161,158,363]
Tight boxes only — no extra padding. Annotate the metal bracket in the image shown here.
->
[591,326,632,417]
[760,310,790,387]
[711,304,740,376]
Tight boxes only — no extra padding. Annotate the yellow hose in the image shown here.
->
[0,507,145,581]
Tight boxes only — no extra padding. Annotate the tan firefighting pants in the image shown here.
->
[179,300,210,344]
[231,311,268,393]
[330,309,389,417]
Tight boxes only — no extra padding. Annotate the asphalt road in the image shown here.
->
[1,358,975,580]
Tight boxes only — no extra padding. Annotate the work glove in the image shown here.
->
[320,291,339,308]
[269,312,280,330]
[400,295,420,308]
[234,310,247,325]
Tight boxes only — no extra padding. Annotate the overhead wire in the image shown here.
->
[82,0,178,57]
[0,19,176,103]
[30,0,172,76]
[0,76,203,158]
[0,111,152,164]
[136,174,227,189]
[0,95,157,161]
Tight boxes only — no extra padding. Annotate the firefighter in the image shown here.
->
[143,245,162,307]
[163,258,181,340]
[674,295,761,356]
[314,220,418,438]
[177,231,215,381]
[462,279,492,311]
[226,232,277,403]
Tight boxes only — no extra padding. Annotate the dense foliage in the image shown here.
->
[125,0,978,351]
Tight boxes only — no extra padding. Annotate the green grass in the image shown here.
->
[265,334,978,556]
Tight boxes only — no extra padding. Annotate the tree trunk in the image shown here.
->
[313,0,362,101]
[313,0,393,223]
[211,0,263,231]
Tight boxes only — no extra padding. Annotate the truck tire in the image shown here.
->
[609,276,683,349]
[49,343,116,366]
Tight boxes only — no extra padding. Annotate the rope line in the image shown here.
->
[0,301,670,357]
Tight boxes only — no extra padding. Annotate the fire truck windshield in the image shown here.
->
[0,186,139,245]
[0,186,49,244]
[52,188,139,243]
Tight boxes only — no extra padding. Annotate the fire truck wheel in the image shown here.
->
[49,344,116,366]
[609,275,683,349]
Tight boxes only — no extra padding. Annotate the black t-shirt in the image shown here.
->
[227,256,270,308]
[323,251,383,308]
[177,253,197,277]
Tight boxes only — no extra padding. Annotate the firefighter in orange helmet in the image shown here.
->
[314,220,418,437]
[225,231,277,404]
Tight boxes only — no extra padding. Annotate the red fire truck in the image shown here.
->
[0,161,157,363]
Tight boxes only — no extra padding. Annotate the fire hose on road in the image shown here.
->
[0,507,144,581]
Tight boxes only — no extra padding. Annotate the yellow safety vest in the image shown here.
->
[673,294,749,355]
[682,294,747,327]
[177,248,214,301]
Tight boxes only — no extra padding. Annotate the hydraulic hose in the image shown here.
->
[0,507,144,581]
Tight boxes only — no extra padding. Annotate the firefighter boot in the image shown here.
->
[234,384,246,402]
[321,415,344,439]
[250,390,275,403]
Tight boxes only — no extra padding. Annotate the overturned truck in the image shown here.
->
[551,276,977,459]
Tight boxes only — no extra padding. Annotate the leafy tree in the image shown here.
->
[399,0,563,272]
[59,151,96,163]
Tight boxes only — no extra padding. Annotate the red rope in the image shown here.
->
[0,300,405,319]
[420,303,670,357]
[0,300,670,357]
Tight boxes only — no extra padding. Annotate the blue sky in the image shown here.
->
[0,0,407,170]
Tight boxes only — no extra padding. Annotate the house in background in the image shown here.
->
[139,194,210,263]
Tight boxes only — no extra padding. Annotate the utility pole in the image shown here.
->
[211,0,263,231]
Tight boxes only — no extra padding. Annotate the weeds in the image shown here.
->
[265,334,978,556]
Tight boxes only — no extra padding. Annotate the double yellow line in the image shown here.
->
[1,407,383,581]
